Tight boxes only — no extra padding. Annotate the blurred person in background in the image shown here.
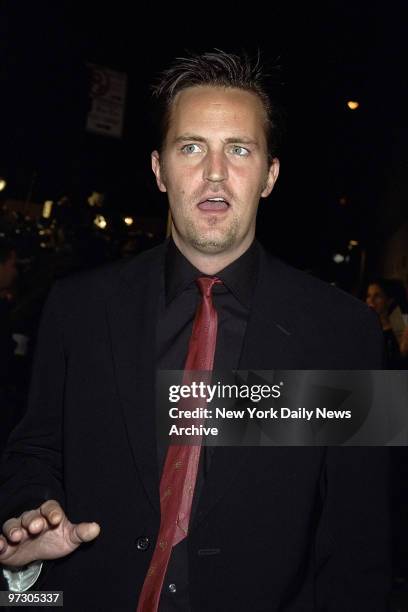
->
[0,240,17,382]
[366,277,408,585]
[366,278,408,369]
[0,239,18,454]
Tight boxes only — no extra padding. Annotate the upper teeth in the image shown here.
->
[207,197,225,201]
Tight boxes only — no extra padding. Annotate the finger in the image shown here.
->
[40,500,64,525]
[21,510,45,534]
[0,537,13,561]
[2,518,27,542]
[27,517,46,535]
[0,535,8,555]
[0,532,30,566]
[69,522,100,546]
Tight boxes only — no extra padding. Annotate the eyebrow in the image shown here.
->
[173,134,259,146]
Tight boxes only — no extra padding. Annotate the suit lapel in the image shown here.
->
[194,246,304,528]
[238,247,305,370]
[106,241,305,524]
[106,245,165,515]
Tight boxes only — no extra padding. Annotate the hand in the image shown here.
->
[0,500,100,568]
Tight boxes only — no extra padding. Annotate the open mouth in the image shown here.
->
[197,197,230,211]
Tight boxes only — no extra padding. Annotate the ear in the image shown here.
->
[151,151,167,193]
[261,158,280,198]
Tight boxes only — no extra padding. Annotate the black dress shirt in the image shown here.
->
[155,238,258,611]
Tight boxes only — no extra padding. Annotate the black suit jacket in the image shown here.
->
[0,242,390,611]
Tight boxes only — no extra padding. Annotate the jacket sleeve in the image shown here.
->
[315,446,391,610]
[0,283,66,527]
[315,308,391,610]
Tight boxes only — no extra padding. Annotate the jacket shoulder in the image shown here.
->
[259,248,383,367]
[50,242,165,304]
[261,249,375,323]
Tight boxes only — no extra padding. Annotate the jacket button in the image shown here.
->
[136,536,150,551]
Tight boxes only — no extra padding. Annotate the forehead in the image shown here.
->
[167,85,267,141]
[368,284,383,295]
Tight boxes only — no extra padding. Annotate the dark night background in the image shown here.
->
[1,1,407,281]
[1,2,408,605]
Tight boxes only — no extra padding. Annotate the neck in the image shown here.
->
[172,232,254,275]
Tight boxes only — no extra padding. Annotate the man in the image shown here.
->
[0,51,389,610]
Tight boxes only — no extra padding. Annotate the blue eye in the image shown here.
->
[181,144,201,154]
[231,146,249,156]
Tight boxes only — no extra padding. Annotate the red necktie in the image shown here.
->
[136,276,222,612]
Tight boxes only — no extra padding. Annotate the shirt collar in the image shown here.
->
[165,237,259,309]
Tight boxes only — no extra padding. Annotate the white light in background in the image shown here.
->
[348,239,359,250]
[94,215,107,229]
[88,191,105,207]
[42,201,54,218]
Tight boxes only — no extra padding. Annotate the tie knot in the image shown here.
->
[196,276,222,297]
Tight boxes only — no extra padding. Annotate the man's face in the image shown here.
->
[152,86,279,261]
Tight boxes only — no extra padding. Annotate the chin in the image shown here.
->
[189,234,236,254]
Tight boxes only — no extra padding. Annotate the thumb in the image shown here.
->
[69,522,100,546]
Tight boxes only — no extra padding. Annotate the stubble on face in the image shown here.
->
[160,157,269,256]
[183,211,240,253]
[154,86,279,266]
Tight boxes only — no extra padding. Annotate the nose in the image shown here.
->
[203,151,228,183]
